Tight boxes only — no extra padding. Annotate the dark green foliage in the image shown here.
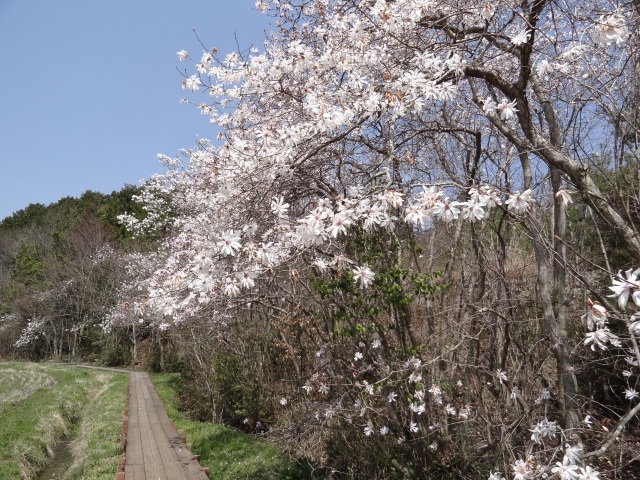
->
[578,158,640,267]
[0,203,48,230]
[0,186,146,241]
[100,342,132,367]
[98,185,146,240]
[175,351,272,426]
[310,226,445,342]
[152,373,328,480]
[11,243,44,287]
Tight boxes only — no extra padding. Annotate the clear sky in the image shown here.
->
[0,1,270,221]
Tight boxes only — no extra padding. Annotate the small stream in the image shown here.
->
[38,438,74,480]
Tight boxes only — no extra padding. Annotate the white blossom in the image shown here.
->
[505,189,534,214]
[593,12,629,45]
[625,388,639,401]
[353,265,375,288]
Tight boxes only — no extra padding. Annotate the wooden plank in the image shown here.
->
[125,462,146,479]
[124,371,209,480]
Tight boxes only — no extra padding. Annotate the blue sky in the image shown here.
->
[0,1,270,221]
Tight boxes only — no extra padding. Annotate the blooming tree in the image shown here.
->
[122,0,640,477]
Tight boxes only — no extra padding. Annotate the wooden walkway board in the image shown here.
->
[124,372,209,480]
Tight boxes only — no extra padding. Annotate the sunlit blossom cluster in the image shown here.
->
[114,0,640,476]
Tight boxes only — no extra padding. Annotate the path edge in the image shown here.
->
[114,380,129,480]
[152,374,211,479]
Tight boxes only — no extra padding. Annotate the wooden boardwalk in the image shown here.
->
[124,372,209,480]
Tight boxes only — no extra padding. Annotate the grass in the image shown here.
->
[0,362,127,479]
[151,372,322,480]
[65,371,128,480]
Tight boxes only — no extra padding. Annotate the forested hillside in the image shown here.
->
[3,1,640,478]
[0,186,150,361]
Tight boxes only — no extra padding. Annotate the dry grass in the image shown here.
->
[64,371,128,480]
[0,364,57,407]
[0,362,127,480]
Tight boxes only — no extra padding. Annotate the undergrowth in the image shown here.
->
[151,372,326,480]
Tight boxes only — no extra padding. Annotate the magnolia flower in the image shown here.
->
[270,196,289,216]
[483,97,497,114]
[584,328,621,350]
[535,59,554,78]
[354,351,363,361]
[480,2,496,21]
[556,188,575,205]
[578,466,600,480]
[551,461,580,480]
[353,265,375,288]
[582,299,608,330]
[488,472,504,480]
[223,278,241,297]
[363,381,374,395]
[182,75,202,92]
[461,201,485,223]
[328,213,352,237]
[625,388,639,401]
[379,426,389,436]
[511,29,531,46]
[408,421,419,433]
[314,259,328,271]
[218,230,242,256]
[433,197,461,222]
[404,204,428,227]
[496,369,508,384]
[593,12,629,46]
[505,189,533,214]
[236,269,256,289]
[458,405,471,419]
[529,419,557,444]
[384,189,404,208]
[563,444,583,465]
[176,50,188,61]
[609,268,640,310]
[279,397,287,406]
[496,98,518,120]
[364,424,374,436]
[387,391,397,403]
[512,459,532,480]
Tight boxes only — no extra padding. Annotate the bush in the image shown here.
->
[100,342,131,367]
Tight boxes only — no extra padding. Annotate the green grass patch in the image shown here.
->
[151,372,322,480]
[0,362,94,478]
[0,362,127,479]
[65,370,128,480]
